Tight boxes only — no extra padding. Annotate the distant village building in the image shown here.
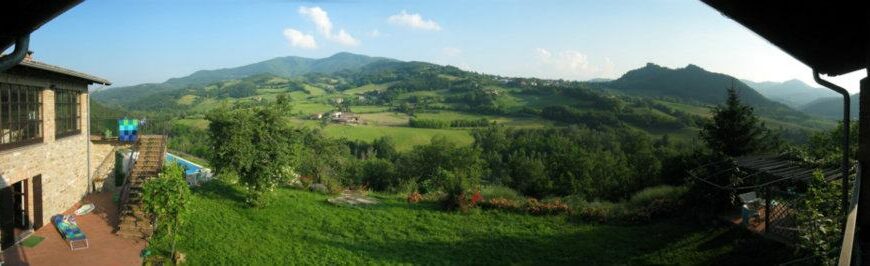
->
[310,111,362,124]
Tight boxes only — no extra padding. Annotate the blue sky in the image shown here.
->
[18,0,866,91]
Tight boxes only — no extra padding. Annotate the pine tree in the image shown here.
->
[700,84,780,157]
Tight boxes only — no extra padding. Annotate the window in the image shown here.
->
[0,83,43,150]
[54,89,81,138]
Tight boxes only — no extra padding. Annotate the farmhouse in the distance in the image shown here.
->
[0,52,112,249]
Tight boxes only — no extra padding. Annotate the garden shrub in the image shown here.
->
[407,192,422,203]
[797,170,843,265]
[480,197,522,212]
[480,185,523,202]
[576,185,687,223]
[142,162,192,259]
[440,169,472,211]
[577,201,624,223]
[526,198,571,215]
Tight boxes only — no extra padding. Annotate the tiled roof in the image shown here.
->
[18,59,111,85]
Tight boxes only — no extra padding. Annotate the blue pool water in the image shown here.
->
[165,153,202,176]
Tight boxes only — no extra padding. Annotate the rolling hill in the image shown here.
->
[741,79,836,108]
[605,63,809,121]
[89,53,837,151]
[92,52,392,105]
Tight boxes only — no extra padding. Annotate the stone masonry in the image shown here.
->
[0,71,105,230]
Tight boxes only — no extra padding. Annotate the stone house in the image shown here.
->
[0,54,111,250]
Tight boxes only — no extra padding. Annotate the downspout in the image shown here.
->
[0,35,30,72]
[813,70,851,217]
[87,90,92,193]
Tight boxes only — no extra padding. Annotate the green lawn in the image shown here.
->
[304,84,327,96]
[343,83,392,95]
[176,182,797,265]
[174,118,209,130]
[294,102,335,114]
[322,124,473,150]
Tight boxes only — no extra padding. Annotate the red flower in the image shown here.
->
[471,191,483,205]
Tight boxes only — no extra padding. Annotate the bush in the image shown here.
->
[526,198,571,215]
[576,185,687,223]
[627,185,687,208]
[480,185,523,202]
[360,158,399,191]
[142,162,192,257]
[577,201,624,223]
[440,170,474,212]
[480,197,522,212]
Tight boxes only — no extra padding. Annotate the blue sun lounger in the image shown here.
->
[52,215,89,251]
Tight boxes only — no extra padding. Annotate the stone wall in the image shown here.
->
[0,74,92,229]
[90,142,118,192]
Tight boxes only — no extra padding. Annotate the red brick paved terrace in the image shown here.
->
[1,192,145,266]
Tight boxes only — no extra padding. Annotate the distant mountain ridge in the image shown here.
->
[800,94,857,119]
[165,52,394,86]
[604,63,806,120]
[741,79,836,108]
[93,52,393,105]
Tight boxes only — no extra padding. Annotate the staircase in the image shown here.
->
[116,135,166,239]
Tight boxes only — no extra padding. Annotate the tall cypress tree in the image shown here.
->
[700,85,780,157]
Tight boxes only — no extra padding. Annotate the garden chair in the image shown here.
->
[52,215,89,251]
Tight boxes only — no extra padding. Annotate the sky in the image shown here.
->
[16,0,867,92]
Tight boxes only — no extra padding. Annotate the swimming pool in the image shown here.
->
[165,153,203,176]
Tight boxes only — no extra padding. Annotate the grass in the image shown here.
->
[357,112,410,126]
[343,83,392,95]
[293,102,335,114]
[175,118,209,130]
[176,181,799,265]
[351,105,391,114]
[304,84,327,96]
[322,124,473,150]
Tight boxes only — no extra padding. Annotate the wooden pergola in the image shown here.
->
[690,155,848,245]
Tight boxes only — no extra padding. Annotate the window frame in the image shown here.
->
[0,83,44,151]
[54,88,82,139]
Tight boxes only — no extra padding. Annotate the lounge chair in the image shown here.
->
[52,215,89,251]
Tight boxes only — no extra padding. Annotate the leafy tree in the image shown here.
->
[398,136,484,193]
[297,129,355,192]
[142,162,191,258]
[700,86,781,157]
[206,106,302,206]
[360,158,399,191]
[372,136,398,160]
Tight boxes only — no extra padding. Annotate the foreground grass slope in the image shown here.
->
[177,181,794,265]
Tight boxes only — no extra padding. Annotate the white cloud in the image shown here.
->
[297,6,359,46]
[534,48,614,80]
[388,10,442,31]
[332,29,360,46]
[283,28,317,49]
[368,29,381,38]
[442,47,462,57]
[299,6,333,37]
